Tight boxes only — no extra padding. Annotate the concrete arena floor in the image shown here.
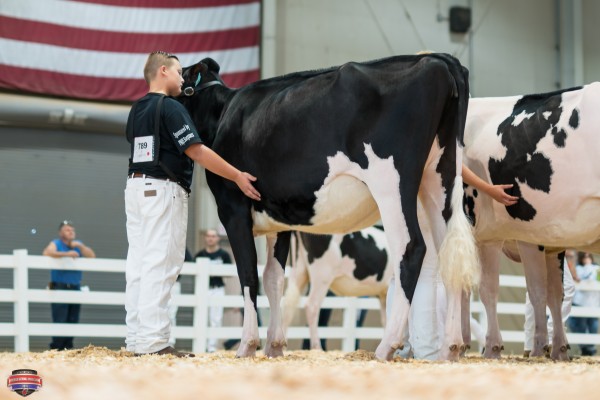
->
[0,346,598,400]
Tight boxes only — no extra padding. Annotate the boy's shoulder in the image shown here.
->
[164,95,186,109]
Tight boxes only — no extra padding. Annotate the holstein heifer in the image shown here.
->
[179,53,479,361]
[463,83,600,360]
[282,227,392,350]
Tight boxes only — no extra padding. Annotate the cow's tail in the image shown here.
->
[438,144,480,292]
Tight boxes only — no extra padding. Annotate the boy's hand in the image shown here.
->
[235,172,261,201]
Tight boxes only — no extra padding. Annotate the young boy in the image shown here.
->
[124,51,260,357]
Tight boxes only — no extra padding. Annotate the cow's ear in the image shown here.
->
[194,62,207,75]
[200,57,221,74]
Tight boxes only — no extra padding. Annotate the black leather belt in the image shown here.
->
[129,172,169,180]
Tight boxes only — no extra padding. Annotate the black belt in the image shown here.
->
[129,172,191,195]
[129,172,169,181]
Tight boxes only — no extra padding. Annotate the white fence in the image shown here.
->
[1,249,600,353]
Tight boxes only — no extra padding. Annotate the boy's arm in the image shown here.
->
[184,143,261,201]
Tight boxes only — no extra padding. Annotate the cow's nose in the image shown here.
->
[183,87,195,96]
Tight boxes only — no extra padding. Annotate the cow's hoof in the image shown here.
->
[264,345,285,358]
[374,344,395,361]
[264,339,286,358]
[391,342,404,351]
[530,345,547,358]
[446,344,461,362]
[551,345,571,362]
[483,344,503,359]
[235,338,259,358]
[460,344,471,357]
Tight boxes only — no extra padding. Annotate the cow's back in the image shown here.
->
[464,82,600,250]
[214,55,463,235]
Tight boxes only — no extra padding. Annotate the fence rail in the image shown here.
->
[2,249,600,353]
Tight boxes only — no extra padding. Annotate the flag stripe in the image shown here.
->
[0,0,261,102]
[0,1,260,33]
[70,0,258,8]
[0,38,258,78]
[0,64,259,102]
[0,16,259,53]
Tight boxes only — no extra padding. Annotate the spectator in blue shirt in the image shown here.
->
[43,220,95,350]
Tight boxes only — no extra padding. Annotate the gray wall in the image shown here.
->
[264,0,597,94]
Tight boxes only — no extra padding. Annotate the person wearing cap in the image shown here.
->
[43,220,96,350]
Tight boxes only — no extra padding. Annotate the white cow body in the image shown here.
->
[464,83,600,359]
[464,84,600,250]
[283,227,393,350]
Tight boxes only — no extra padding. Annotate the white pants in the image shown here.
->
[207,286,225,352]
[125,177,188,354]
[386,246,445,360]
[168,280,182,347]
[524,264,575,350]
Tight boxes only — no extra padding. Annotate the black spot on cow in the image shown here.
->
[489,86,582,221]
[552,127,567,147]
[339,233,387,282]
[398,237,426,303]
[569,108,580,129]
[463,191,476,226]
[538,245,545,252]
[299,233,333,264]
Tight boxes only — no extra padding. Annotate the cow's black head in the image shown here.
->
[182,57,225,96]
[179,58,231,147]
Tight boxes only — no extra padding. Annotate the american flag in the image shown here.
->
[0,0,260,102]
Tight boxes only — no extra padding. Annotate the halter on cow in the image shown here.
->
[179,53,478,361]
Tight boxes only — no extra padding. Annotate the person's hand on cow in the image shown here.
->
[484,184,519,206]
[462,165,518,206]
[185,143,261,201]
[234,171,261,201]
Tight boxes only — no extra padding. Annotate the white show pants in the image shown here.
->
[207,286,226,352]
[524,263,575,350]
[168,280,182,347]
[125,177,188,354]
[386,243,444,360]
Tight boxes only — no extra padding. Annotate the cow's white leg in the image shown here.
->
[546,251,570,361]
[263,233,290,358]
[304,271,335,350]
[281,235,310,337]
[460,290,472,356]
[237,286,260,358]
[518,242,548,357]
[364,162,414,361]
[479,242,504,359]
[377,268,411,360]
[377,292,387,329]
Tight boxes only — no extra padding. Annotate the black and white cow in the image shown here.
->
[463,83,600,360]
[282,227,392,350]
[179,53,479,361]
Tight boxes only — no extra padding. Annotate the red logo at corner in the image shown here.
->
[7,369,42,397]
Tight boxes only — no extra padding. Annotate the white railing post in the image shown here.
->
[13,249,30,352]
[192,257,210,353]
[341,297,358,352]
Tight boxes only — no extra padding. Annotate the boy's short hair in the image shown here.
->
[143,51,179,84]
